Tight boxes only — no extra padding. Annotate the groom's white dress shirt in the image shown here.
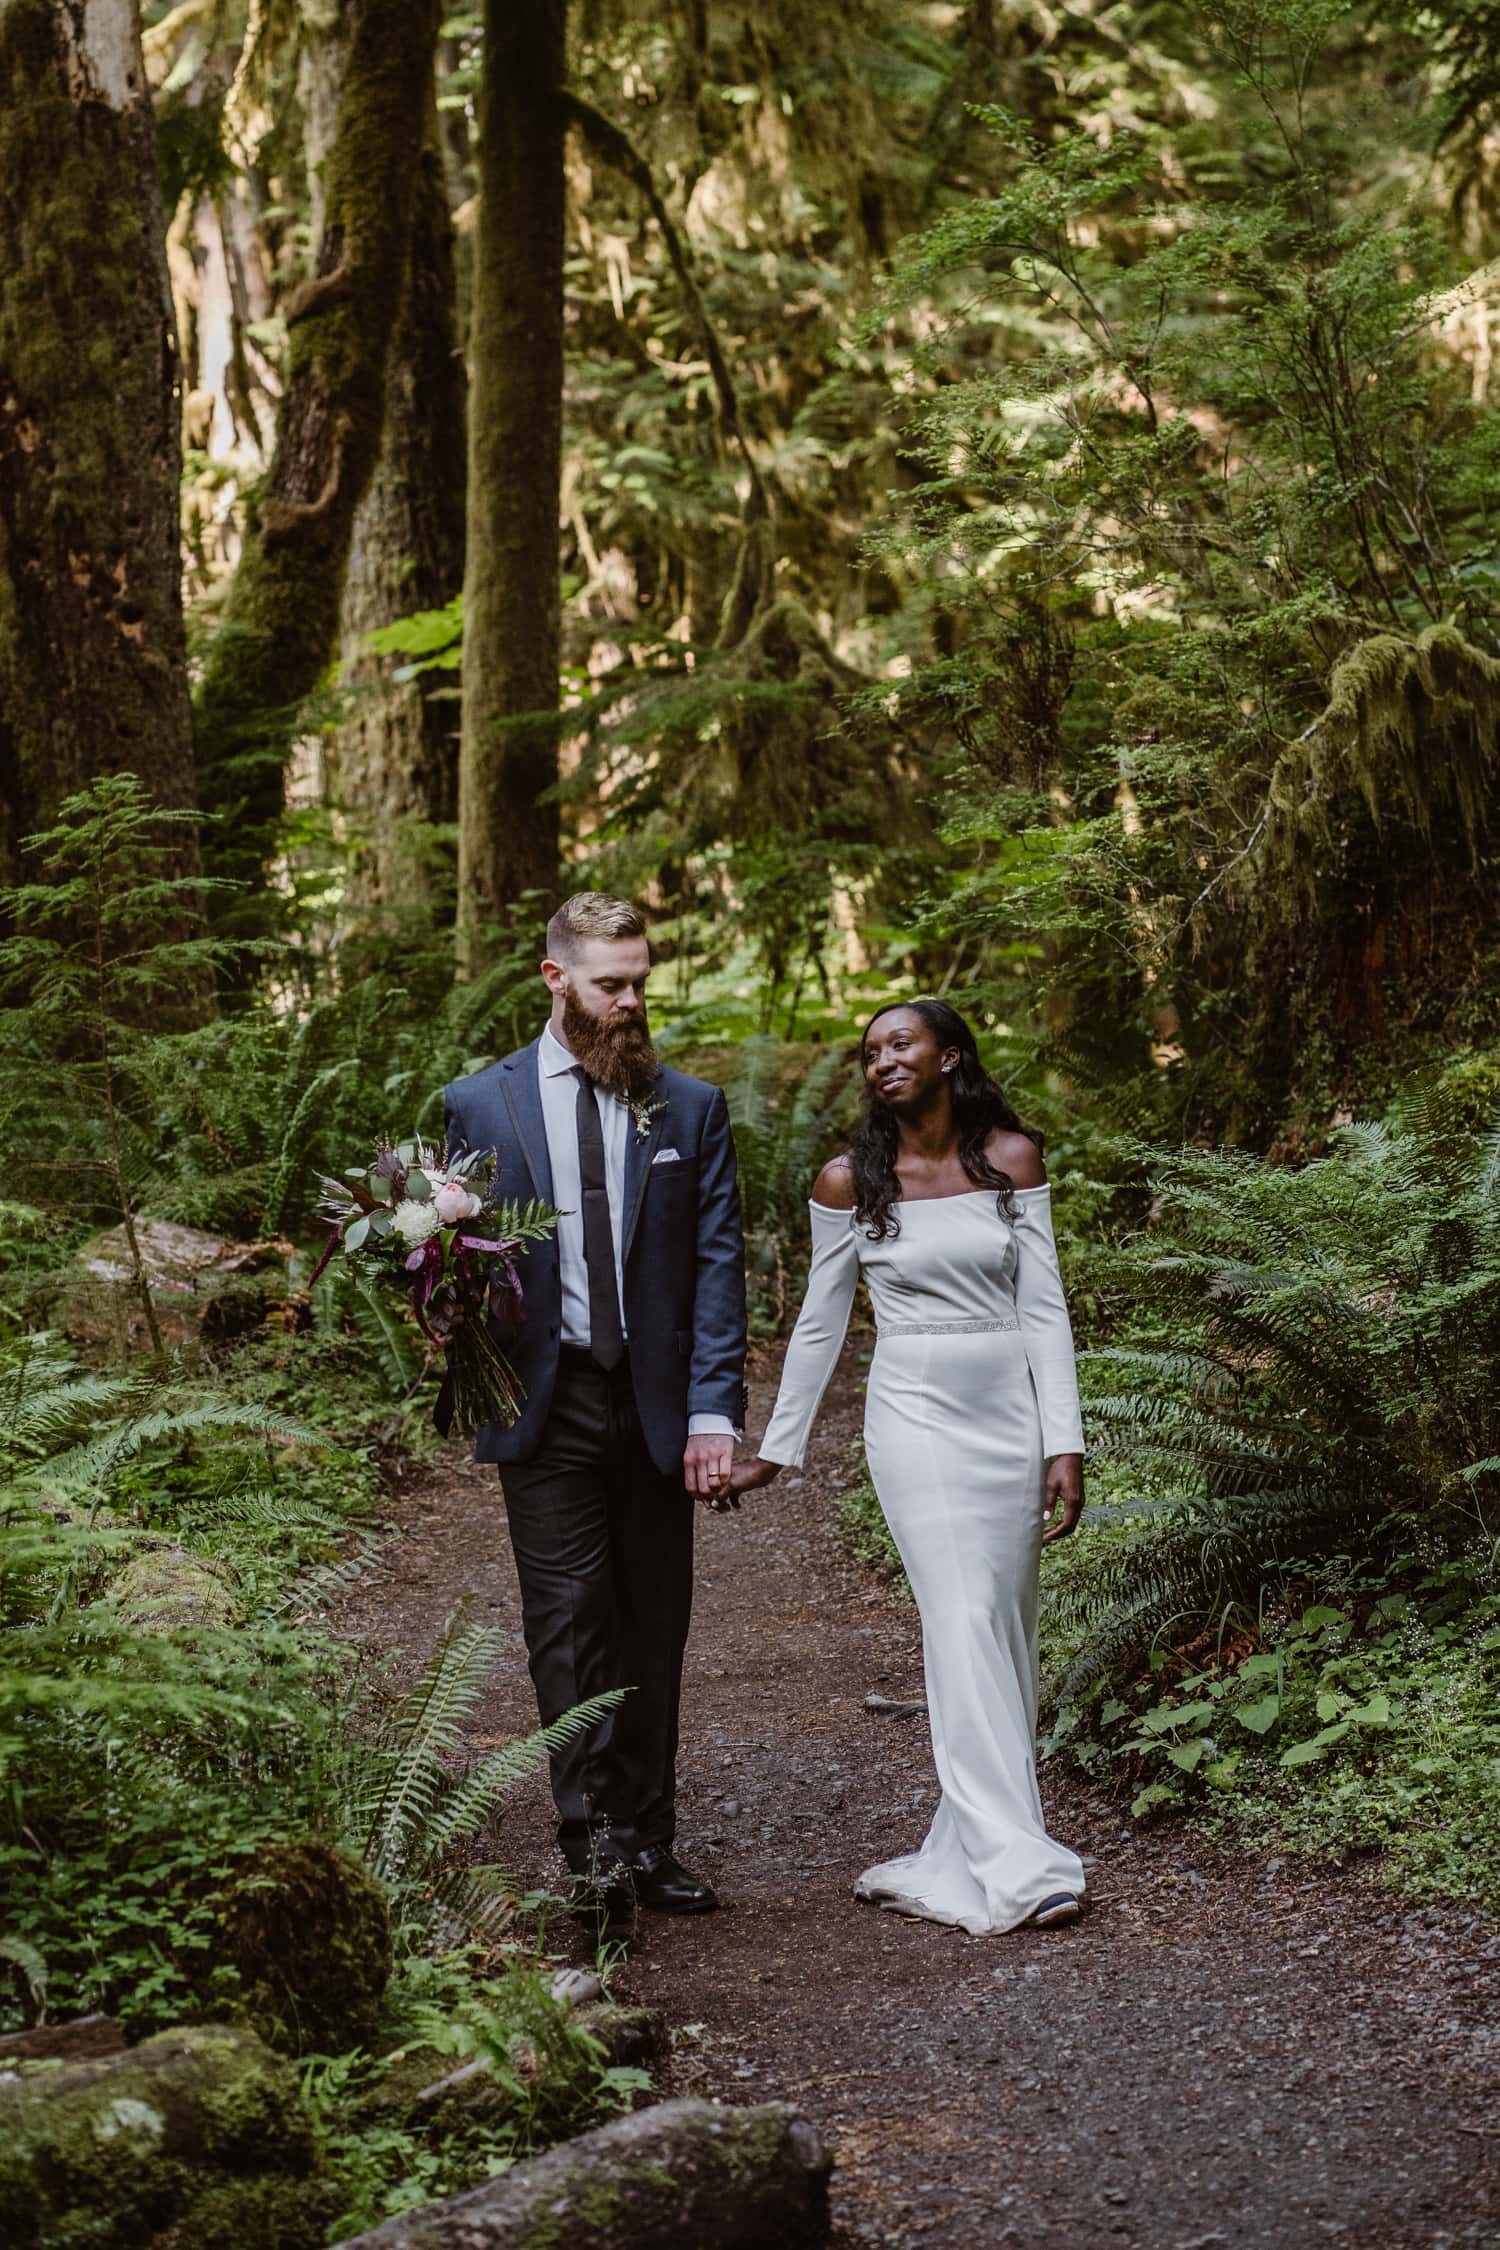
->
[537,1024,735,1440]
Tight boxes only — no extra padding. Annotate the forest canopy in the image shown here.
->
[6,0,1498,1136]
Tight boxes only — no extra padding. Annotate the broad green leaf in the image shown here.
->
[1142,1698,1215,1732]
[344,1215,370,1253]
[1166,1740,1207,1772]
[1345,1693,1392,1725]
[1235,1693,1282,1735]
[1239,1653,1282,1681]
[1315,1690,1346,1721]
[1282,1720,1352,1766]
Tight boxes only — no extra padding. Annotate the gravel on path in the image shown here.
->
[334,1344,1500,2250]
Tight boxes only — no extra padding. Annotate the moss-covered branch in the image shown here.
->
[562,91,773,647]
[192,0,442,933]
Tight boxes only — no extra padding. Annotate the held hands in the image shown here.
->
[1042,1453,1085,1543]
[683,1438,782,1513]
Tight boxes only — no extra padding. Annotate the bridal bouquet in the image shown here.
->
[310,1138,556,1435]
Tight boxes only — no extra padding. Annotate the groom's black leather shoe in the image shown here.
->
[631,1845,718,1914]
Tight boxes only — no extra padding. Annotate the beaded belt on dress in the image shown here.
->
[878,1316,1020,1336]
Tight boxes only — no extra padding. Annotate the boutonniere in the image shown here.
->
[620,1091,667,1142]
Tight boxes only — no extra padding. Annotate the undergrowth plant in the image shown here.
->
[331,1608,621,1952]
[1030,1066,1500,1902]
[726,1036,860,1334]
[303,1948,651,2239]
[1051,1078,1500,1709]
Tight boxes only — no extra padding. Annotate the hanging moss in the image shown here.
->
[1257,624,1500,904]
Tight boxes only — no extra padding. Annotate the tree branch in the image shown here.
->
[563,91,772,642]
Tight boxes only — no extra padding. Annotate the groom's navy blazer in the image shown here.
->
[440,1039,747,1475]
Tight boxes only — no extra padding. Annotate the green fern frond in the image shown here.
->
[43,1399,320,1493]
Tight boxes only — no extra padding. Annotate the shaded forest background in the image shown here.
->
[10,0,1500,1129]
[3,0,1500,2235]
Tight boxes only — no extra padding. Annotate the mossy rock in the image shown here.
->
[103,1549,240,1632]
[215,1838,391,2056]
[0,2021,333,2250]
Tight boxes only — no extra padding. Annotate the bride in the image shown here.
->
[727,998,1088,1934]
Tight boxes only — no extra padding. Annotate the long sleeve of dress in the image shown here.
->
[758,1202,861,1469]
[1010,1184,1086,1459]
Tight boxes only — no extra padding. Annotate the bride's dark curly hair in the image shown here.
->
[847,998,1036,1240]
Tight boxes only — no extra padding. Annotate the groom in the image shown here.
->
[440,892,747,1931]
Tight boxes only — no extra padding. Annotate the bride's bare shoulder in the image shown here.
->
[987,1128,1046,1189]
[811,1154,856,1208]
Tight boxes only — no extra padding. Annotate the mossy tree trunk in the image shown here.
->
[325,68,467,916]
[0,0,197,883]
[457,0,566,974]
[191,0,441,933]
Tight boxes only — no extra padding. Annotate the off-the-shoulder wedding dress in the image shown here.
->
[759,1186,1087,1934]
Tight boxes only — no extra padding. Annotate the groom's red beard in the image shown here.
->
[562,984,659,1098]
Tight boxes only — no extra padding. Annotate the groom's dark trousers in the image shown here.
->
[441,1040,747,1873]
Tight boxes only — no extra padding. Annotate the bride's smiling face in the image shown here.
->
[862,1008,957,1110]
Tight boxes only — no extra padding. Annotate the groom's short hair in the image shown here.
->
[546,891,649,962]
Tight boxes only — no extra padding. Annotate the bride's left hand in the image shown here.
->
[1042,1455,1085,1543]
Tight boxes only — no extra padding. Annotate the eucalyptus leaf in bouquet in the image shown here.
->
[311,1139,556,1435]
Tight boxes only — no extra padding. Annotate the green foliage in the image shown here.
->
[304,1950,650,2240]
[1061,1552,1500,1908]
[1050,1077,1500,1700]
[0,776,246,1351]
[726,1037,861,1333]
[871,0,1500,1130]
[0,1326,357,2035]
[329,1607,622,1953]
[1031,1068,1500,1900]
[836,1460,905,1586]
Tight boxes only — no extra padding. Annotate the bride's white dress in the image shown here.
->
[759,1186,1087,1934]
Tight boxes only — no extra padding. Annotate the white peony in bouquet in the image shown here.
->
[311,1138,556,1435]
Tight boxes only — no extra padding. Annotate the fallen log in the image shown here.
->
[334,2096,832,2248]
[0,2015,125,2065]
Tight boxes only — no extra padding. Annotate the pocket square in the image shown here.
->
[651,1147,682,1165]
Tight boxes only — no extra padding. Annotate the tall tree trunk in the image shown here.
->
[325,71,466,914]
[192,0,440,931]
[457,0,566,974]
[0,0,196,880]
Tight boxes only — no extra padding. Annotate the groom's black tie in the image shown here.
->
[574,1068,626,1372]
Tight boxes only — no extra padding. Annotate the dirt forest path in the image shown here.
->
[335,1344,1500,2250]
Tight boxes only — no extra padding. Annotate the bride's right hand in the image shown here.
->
[723,1456,782,1505]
